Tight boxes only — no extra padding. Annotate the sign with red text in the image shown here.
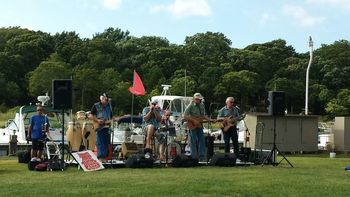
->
[72,150,105,172]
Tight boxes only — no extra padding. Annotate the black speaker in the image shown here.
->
[209,153,236,166]
[172,154,198,167]
[125,154,154,168]
[205,135,214,161]
[238,147,251,162]
[268,91,285,116]
[52,79,72,109]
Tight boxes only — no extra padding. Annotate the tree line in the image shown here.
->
[0,26,349,118]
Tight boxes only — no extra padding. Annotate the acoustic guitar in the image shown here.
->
[93,119,112,132]
[218,113,246,133]
[186,116,216,130]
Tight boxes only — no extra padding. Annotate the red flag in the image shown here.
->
[128,70,145,96]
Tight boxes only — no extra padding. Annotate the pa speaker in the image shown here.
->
[52,79,72,109]
[172,154,198,167]
[209,153,236,166]
[205,136,214,161]
[238,147,251,162]
[125,154,154,168]
[268,91,285,116]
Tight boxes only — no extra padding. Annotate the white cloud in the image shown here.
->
[150,0,212,18]
[260,13,272,25]
[306,0,350,10]
[102,0,122,10]
[282,4,325,26]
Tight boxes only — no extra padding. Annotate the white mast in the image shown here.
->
[305,36,313,115]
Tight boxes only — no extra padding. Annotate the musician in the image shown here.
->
[142,99,162,151]
[88,93,113,162]
[217,97,244,155]
[159,110,173,160]
[184,93,213,161]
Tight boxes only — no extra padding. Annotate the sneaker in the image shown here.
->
[36,158,42,162]
[31,157,37,162]
[236,158,241,163]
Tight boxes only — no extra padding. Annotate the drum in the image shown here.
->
[66,122,82,152]
[167,142,181,159]
[82,122,96,150]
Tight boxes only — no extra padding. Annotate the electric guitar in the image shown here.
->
[218,113,246,133]
[186,116,216,130]
[93,119,112,132]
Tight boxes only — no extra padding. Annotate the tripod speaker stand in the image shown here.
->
[262,116,293,167]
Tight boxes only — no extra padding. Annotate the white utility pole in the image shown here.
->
[305,36,313,115]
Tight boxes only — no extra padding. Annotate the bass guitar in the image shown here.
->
[93,119,112,132]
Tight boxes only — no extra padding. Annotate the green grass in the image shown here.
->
[1,155,350,197]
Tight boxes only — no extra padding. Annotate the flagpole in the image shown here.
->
[131,94,134,127]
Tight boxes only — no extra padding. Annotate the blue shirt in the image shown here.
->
[91,102,112,120]
[29,115,50,140]
[142,107,161,129]
[217,106,241,125]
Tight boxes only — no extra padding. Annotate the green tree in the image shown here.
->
[215,70,259,110]
[27,55,71,97]
[93,27,131,43]
[325,89,350,117]
[72,68,100,111]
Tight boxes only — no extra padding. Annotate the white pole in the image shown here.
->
[305,36,313,115]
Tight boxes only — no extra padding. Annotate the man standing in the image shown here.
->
[89,93,112,162]
[184,93,213,162]
[27,105,49,161]
[217,97,244,155]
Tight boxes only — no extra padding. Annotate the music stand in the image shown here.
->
[262,116,293,167]
[161,126,176,166]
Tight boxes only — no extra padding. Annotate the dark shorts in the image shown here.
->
[32,139,44,151]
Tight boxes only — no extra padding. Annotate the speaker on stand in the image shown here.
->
[52,79,72,109]
[52,79,73,171]
[264,91,293,167]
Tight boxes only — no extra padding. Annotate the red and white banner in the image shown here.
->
[72,150,105,172]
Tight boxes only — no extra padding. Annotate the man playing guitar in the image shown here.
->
[184,93,215,162]
[217,97,245,156]
[88,93,112,162]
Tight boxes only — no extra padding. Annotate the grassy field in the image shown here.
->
[1,154,350,197]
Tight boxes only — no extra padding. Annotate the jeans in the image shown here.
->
[224,126,239,155]
[189,128,206,160]
[96,128,110,159]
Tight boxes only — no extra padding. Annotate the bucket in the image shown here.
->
[330,152,336,158]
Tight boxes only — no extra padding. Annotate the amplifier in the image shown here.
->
[121,142,138,159]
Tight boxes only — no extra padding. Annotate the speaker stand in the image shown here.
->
[262,116,293,167]
[60,109,66,170]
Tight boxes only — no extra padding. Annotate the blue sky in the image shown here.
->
[1,0,349,53]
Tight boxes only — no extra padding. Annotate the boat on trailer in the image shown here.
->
[0,95,70,155]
